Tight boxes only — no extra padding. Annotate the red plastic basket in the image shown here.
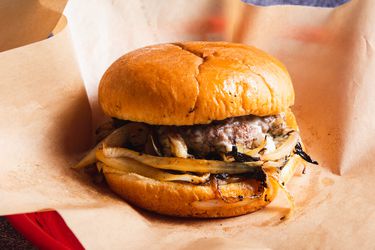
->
[6,211,84,250]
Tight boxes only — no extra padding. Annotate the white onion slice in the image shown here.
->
[269,175,295,220]
[236,136,267,158]
[261,131,300,161]
[96,150,210,184]
[74,124,139,169]
[168,134,189,158]
[101,146,264,174]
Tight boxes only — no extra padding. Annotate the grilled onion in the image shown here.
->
[262,159,287,169]
[96,150,210,184]
[168,134,190,158]
[261,131,300,161]
[237,136,268,157]
[101,146,264,174]
[74,125,137,169]
[269,175,295,220]
[278,155,302,184]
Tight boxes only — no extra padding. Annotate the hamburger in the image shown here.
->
[75,41,317,218]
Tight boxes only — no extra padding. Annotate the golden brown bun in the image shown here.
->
[103,156,300,218]
[102,110,301,218]
[99,42,294,125]
[104,172,277,218]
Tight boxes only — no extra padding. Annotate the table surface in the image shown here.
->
[0,217,35,249]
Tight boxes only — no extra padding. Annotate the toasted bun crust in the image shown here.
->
[104,172,277,218]
[99,42,294,125]
[103,110,301,218]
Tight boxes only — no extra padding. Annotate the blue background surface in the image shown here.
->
[243,0,350,7]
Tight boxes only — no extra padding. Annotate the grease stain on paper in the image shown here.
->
[322,177,335,186]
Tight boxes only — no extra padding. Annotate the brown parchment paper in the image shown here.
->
[0,9,129,214]
[1,0,375,249]
[0,0,68,52]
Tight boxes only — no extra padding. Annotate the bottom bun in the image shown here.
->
[103,152,302,218]
[104,171,272,218]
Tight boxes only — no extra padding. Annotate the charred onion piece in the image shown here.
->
[294,143,318,165]
[102,146,264,174]
[225,146,261,162]
[74,125,135,169]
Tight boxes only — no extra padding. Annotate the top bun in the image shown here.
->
[99,42,294,125]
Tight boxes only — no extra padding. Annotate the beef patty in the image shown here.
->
[157,114,286,157]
